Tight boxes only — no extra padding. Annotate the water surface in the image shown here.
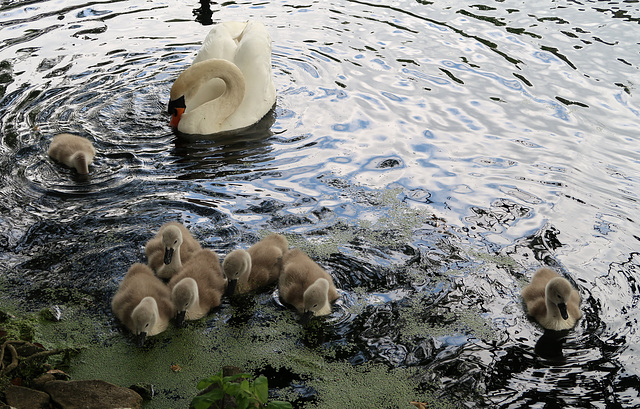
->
[1,0,639,407]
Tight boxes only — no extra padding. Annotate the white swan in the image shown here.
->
[168,20,276,135]
[47,133,95,175]
[521,267,582,331]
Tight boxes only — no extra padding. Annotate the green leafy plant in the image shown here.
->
[192,370,293,409]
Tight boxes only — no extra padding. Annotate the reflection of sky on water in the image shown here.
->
[1,0,639,407]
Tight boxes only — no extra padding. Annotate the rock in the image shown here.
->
[32,373,57,390]
[31,369,69,391]
[44,379,143,409]
[40,305,63,322]
[129,382,155,401]
[5,384,50,409]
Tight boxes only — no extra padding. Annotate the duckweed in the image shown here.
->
[0,185,502,408]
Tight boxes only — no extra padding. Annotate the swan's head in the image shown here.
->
[221,249,251,296]
[301,278,331,324]
[168,95,186,129]
[545,277,573,320]
[167,59,246,134]
[161,225,184,265]
[131,297,159,347]
[171,277,198,327]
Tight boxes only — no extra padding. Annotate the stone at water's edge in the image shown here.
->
[43,379,142,409]
[5,385,51,409]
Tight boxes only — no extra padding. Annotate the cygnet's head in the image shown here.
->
[545,277,573,320]
[131,297,159,347]
[161,225,184,265]
[171,277,198,327]
[221,249,251,296]
[301,278,331,324]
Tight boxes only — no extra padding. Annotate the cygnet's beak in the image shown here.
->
[225,279,237,297]
[135,332,147,347]
[300,310,314,325]
[175,310,186,327]
[164,247,174,265]
[557,302,569,320]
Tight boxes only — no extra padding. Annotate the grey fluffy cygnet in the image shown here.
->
[222,233,288,295]
[279,248,339,323]
[145,222,202,280]
[47,133,95,174]
[168,249,227,326]
[111,263,175,346]
[522,267,581,331]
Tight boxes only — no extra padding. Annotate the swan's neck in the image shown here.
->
[305,278,332,317]
[545,297,562,320]
[177,278,208,319]
[71,152,90,174]
[170,246,182,268]
[132,297,163,335]
[185,278,200,313]
[171,59,246,133]
[542,297,574,331]
[158,246,182,277]
[315,295,332,316]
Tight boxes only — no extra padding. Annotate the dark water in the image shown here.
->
[1,0,639,407]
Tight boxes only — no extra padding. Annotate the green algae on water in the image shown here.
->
[30,298,455,408]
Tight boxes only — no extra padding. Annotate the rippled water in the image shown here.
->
[1,0,639,407]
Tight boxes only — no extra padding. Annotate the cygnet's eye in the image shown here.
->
[145,323,149,328]
[313,304,318,309]
[174,240,178,245]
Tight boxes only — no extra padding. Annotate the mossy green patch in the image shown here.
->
[27,298,456,408]
[469,250,518,270]
[0,310,38,342]
[302,362,456,409]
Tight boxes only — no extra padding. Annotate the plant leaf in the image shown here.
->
[200,388,224,402]
[225,373,252,383]
[191,395,216,409]
[236,393,250,409]
[225,382,241,396]
[239,379,251,394]
[196,379,213,390]
[266,402,294,409]
[254,375,269,403]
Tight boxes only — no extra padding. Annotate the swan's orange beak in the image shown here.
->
[168,95,186,129]
[170,107,184,128]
